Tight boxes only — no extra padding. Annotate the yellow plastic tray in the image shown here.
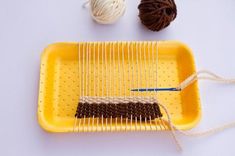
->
[38,41,201,132]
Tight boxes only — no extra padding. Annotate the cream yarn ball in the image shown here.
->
[87,0,126,24]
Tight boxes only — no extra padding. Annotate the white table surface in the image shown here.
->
[1,0,235,155]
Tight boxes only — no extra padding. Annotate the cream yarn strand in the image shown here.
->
[84,0,126,24]
[177,70,235,90]
[160,70,235,150]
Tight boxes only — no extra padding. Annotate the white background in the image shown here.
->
[1,0,235,155]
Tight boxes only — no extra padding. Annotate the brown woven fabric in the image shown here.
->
[75,102,162,120]
[138,0,177,31]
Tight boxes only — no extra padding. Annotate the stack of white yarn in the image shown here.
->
[86,0,126,24]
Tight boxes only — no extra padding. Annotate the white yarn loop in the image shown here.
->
[85,0,126,24]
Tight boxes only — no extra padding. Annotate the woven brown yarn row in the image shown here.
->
[75,102,162,120]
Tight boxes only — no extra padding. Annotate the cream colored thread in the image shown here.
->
[158,103,182,151]
[96,114,99,132]
[96,43,100,131]
[173,70,235,137]
[79,96,156,104]
[83,115,86,132]
[159,70,235,150]
[82,44,85,102]
[106,118,108,131]
[117,42,123,130]
[177,70,235,90]
[135,43,139,101]
[139,43,143,100]
[105,42,108,99]
[127,42,131,98]
[85,0,126,24]
[174,122,235,137]
[140,115,142,130]
[131,42,135,130]
[150,42,156,130]
[144,42,149,130]
[109,43,112,105]
[79,43,86,132]
[92,115,95,132]
[74,117,77,132]
[88,43,92,131]
[135,116,138,131]
[155,118,159,131]
[158,101,235,151]
[110,116,113,131]
[88,116,91,132]
[102,114,104,131]
[89,43,92,97]
[115,117,118,131]
[118,43,121,97]
[112,42,118,131]
[93,43,96,132]
[74,43,80,132]
[109,43,112,131]
[78,116,82,132]
[122,43,127,102]
[148,42,153,97]
[85,43,90,132]
[131,43,136,100]
[149,116,153,130]
[130,115,133,131]
[142,42,147,98]
[102,43,104,98]
[97,43,100,100]
[93,43,96,97]
[86,43,89,98]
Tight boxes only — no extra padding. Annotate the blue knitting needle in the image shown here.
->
[130,87,181,92]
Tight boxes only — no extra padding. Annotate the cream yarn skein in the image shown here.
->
[85,0,126,24]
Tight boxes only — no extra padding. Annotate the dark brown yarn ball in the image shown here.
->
[138,0,177,31]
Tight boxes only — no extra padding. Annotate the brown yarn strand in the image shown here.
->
[138,0,177,31]
[75,101,162,120]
